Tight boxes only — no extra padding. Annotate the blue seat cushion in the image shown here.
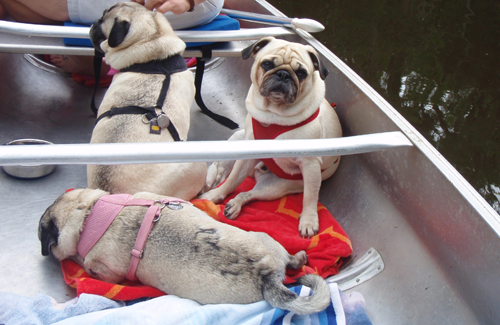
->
[184,15,240,47]
[63,15,240,48]
[62,22,93,47]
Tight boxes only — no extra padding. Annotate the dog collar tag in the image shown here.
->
[150,119,161,135]
[157,114,170,129]
[167,202,183,210]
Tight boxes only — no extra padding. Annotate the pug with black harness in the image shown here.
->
[201,37,343,237]
[39,188,332,314]
[87,2,206,200]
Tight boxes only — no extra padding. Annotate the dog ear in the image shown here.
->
[89,20,106,53]
[241,37,275,60]
[108,18,130,48]
[308,51,329,80]
[39,218,59,256]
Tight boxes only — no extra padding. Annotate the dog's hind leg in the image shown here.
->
[224,166,304,219]
[203,160,235,193]
[287,250,308,270]
[250,232,307,280]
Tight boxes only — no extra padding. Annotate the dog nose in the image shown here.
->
[276,70,291,81]
[90,22,106,53]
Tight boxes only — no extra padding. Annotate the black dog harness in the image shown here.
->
[95,54,188,141]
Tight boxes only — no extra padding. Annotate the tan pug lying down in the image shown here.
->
[38,188,331,315]
[201,37,342,237]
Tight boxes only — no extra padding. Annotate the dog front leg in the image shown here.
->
[224,168,303,219]
[84,258,124,284]
[296,157,323,237]
[199,158,259,204]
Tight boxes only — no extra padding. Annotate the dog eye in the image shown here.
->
[261,61,274,71]
[89,268,99,278]
[296,69,308,80]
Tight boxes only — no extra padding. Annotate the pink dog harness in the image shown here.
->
[77,193,192,281]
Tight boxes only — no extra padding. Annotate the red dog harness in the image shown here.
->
[77,194,192,281]
[252,109,320,180]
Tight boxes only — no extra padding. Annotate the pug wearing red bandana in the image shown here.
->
[201,37,342,237]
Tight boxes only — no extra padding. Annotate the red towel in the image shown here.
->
[193,177,353,283]
[61,177,352,300]
[61,259,165,301]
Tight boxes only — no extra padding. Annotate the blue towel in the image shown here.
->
[0,293,123,325]
[63,15,240,48]
[0,283,372,325]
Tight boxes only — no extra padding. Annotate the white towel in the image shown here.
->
[0,283,372,325]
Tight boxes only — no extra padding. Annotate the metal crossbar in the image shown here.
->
[0,20,293,56]
[0,132,413,166]
[0,20,294,40]
[0,41,251,57]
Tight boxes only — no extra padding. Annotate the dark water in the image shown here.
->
[268,0,500,213]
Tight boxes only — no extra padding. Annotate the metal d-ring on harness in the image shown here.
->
[92,53,188,141]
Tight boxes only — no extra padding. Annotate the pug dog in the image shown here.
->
[87,2,206,200]
[38,188,331,314]
[201,37,342,237]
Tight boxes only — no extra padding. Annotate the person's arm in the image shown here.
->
[132,0,206,15]
[0,0,69,24]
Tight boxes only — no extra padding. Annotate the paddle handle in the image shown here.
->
[220,9,325,33]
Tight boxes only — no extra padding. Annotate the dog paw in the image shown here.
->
[203,161,234,192]
[287,250,308,269]
[295,250,308,265]
[298,213,319,237]
[224,200,242,220]
[199,189,226,204]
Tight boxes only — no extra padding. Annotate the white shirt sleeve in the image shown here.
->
[67,0,223,30]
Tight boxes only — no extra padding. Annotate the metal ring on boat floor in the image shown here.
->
[23,54,68,74]
[188,57,225,72]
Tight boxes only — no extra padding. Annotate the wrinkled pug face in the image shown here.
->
[38,188,103,259]
[242,37,329,106]
[89,2,158,53]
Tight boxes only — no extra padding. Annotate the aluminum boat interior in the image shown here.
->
[1,0,500,324]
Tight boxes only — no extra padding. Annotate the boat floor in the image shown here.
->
[0,50,496,324]
[0,54,245,301]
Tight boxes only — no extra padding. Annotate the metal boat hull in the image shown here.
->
[1,1,499,324]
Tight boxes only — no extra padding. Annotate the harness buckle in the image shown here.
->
[131,248,144,258]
